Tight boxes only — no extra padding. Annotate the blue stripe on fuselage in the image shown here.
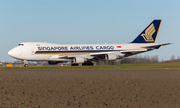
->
[36,50,122,53]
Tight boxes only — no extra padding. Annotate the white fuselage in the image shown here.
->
[8,42,158,62]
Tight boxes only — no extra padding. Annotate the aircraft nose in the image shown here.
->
[8,48,21,58]
[8,49,15,57]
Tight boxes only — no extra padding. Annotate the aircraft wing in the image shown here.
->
[89,49,149,59]
[90,49,148,56]
[50,49,148,60]
[120,49,148,57]
[120,49,148,53]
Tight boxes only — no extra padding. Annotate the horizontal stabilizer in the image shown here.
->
[142,43,172,49]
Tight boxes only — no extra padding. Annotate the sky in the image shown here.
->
[0,0,179,62]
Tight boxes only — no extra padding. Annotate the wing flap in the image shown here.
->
[120,49,147,53]
[90,51,117,56]
[120,49,148,57]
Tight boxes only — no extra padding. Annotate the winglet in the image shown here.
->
[131,20,162,43]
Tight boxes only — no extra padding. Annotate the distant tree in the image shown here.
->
[170,55,175,62]
[161,59,164,63]
[178,56,180,62]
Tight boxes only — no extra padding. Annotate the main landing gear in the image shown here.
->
[71,62,94,66]
[71,63,79,66]
[82,61,94,66]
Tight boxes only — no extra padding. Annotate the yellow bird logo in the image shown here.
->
[141,23,156,42]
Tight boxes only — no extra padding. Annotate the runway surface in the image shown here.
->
[0,70,180,108]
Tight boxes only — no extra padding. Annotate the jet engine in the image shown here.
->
[105,54,117,60]
[73,57,85,63]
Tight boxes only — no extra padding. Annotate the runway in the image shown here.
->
[0,70,180,108]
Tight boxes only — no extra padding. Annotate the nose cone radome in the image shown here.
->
[8,49,14,57]
[8,48,21,59]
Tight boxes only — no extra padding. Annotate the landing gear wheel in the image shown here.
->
[71,63,79,66]
[82,62,94,66]
[24,64,28,67]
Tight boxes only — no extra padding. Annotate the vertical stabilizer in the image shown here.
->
[131,20,162,43]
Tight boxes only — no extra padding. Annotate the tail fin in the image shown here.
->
[131,20,162,43]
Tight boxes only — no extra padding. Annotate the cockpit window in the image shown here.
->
[18,44,24,46]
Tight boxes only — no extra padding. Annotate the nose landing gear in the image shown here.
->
[24,64,28,67]
[23,60,28,67]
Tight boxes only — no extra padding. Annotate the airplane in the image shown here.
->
[8,20,171,67]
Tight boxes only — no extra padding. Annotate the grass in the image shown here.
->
[0,62,180,70]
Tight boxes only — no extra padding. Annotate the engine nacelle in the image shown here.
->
[117,53,125,59]
[48,61,62,65]
[73,57,85,63]
[105,54,117,60]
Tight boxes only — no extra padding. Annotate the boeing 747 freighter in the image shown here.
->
[8,20,171,67]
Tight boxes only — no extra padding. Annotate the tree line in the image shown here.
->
[95,55,180,65]
[1,55,180,66]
